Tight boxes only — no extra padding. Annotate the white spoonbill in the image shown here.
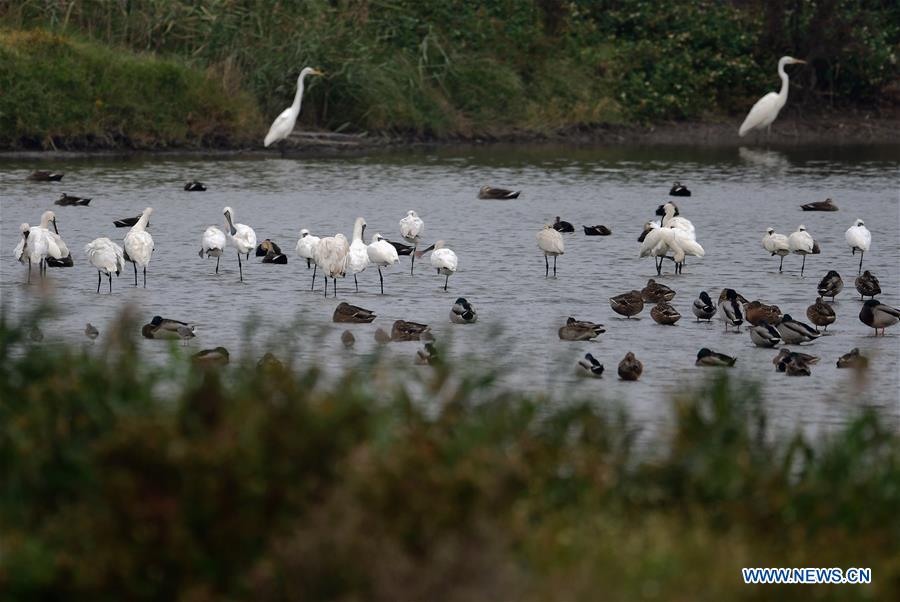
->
[84,237,125,293]
[36,210,70,273]
[845,218,871,274]
[788,224,815,276]
[418,240,458,291]
[659,202,695,238]
[639,222,670,275]
[659,227,704,274]
[295,228,320,269]
[399,210,424,275]
[223,206,257,282]
[263,67,324,148]
[762,227,791,272]
[367,232,400,294]
[739,56,806,138]
[347,217,370,292]
[537,225,564,277]
[123,207,154,287]
[314,233,349,297]
[199,226,227,274]
[13,223,41,283]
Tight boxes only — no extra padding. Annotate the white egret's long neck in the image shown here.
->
[291,73,307,113]
[40,214,52,228]
[663,206,676,227]
[136,210,151,230]
[353,219,364,242]
[777,60,790,103]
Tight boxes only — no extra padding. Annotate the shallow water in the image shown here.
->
[1,144,898,438]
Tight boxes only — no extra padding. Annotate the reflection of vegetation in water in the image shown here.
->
[1,310,898,599]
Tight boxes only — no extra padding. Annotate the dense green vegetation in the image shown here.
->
[2,310,898,600]
[1,1,898,146]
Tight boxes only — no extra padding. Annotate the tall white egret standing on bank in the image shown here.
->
[347,217,370,292]
[84,237,125,293]
[418,240,458,291]
[845,218,871,274]
[739,56,806,138]
[762,227,791,272]
[399,210,424,275]
[314,233,349,297]
[788,224,815,276]
[223,206,257,282]
[263,67,324,148]
[537,225,564,277]
[367,233,399,294]
[199,225,227,274]
[123,207,154,287]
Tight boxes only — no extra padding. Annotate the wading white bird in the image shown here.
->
[845,218,871,274]
[295,228,320,269]
[347,217,370,292]
[123,207,154,287]
[314,233,349,297]
[739,56,806,138]
[37,210,70,272]
[639,222,670,275]
[13,223,41,283]
[659,226,704,274]
[199,226,227,274]
[788,224,815,276]
[418,240,458,291]
[263,67,324,148]
[84,237,125,293]
[537,225,564,277]
[762,227,791,272]
[223,206,257,282]
[399,210,425,275]
[367,232,400,294]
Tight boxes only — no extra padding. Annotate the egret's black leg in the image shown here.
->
[108,273,113,293]
[354,274,358,293]
[778,255,784,272]
[143,266,147,288]
[858,251,864,274]
[97,271,101,293]
[238,252,243,282]
[545,255,549,277]
[378,267,384,294]
[553,256,557,277]
[333,278,338,298]
[307,258,311,269]
[800,254,806,277]
[444,274,449,291]
[410,247,417,276]
[215,256,220,274]
[323,276,328,297]
[133,261,138,286]
[27,259,31,284]
[311,264,317,290]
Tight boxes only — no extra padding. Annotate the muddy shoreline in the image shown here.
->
[2,112,898,160]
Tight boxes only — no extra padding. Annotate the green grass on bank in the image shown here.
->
[1,309,898,600]
[0,29,261,149]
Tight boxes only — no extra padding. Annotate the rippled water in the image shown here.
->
[2,144,898,436]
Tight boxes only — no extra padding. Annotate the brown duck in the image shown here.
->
[391,320,431,341]
[558,317,606,341]
[617,352,643,381]
[806,297,836,332]
[800,198,838,211]
[744,300,782,327]
[332,302,376,323]
[609,290,644,318]
[642,278,675,303]
[651,302,681,325]
[855,271,881,300]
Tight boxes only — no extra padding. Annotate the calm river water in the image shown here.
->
[1,144,898,437]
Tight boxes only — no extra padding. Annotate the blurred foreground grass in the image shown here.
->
[1,309,898,601]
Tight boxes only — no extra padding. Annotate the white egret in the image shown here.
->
[13,223,40,283]
[845,218,871,274]
[295,228,320,269]
[399,210,424,275]
[367,232,400,294]
[199,226,227,274]
[85,237,125,293]
[659,227,704,274]
[347,217,370,292]
[537,225,564,277]
[263,67,324,148]
[223,206,257,282]
[739,56,806,138]
[418,240,458,291]
[314,233,349,297]
[123,207,154,287]
[37,210,70,270]
[788,225,815,276]
[762,227,791,272]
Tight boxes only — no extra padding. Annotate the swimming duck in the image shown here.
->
[800,198,838,211]
[817,270,843,301]
[583,225,612,236]
[650,302,681,325]
[261,245,288,264]
[642,278,676,303]
[836,348,868,369]
[718,289,744,332]
[55,193,91,206]
[84,323,99,341]
[576,353,604,377]
[617,352,643,381]
[859,300,900,336]
[113,214,145,228]
[806,297,836,332]
[28,170,64,182]
[609,290,645,319]
[776,314,821,345]
[696,348,736,367]
[450,298,477,324]
[669,182,691,197]
[332,302,376,323]
[749,321,782,347]
[374,328,391,344]
[192,347,230,366]
[141,316,195,340]
[478,185,520,199]
[552,216,575,233]
[773,349,819,370]
[855,271,881,300]
[415,342,439,365]
[692,291,716,322]
[341,330,355,349]
[779,355,811,376]
[391,320,431,341]
[257,352,284,371]
[255,239,283,257]
[184,181,207,192]
[558,317,605,341]
[387,238,415,256]
[45,254,74,268]
[744,300,782,327]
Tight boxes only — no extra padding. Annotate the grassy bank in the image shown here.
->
[1,1,898,149]
[1,310,898,600]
